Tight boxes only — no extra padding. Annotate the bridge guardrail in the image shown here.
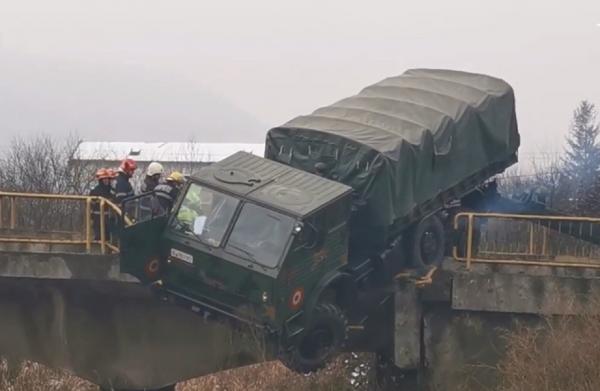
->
[0,191,129,254]
[453,212,600,269]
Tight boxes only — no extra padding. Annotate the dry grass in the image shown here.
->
[496,313,600,391]
[0,354,373,391]
[0,360,95,391]
[178,356,367,391]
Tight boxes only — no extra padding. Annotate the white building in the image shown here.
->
[72,141,265,188]
[74,141,264,166]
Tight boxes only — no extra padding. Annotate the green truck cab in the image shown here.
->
[121,152,357,372]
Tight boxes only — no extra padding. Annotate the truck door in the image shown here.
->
[119,193,168,282]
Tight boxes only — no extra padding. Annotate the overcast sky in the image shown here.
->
[1,0,599,161]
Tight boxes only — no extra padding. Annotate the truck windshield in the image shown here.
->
[225,203,295,268]
[172,183,239,247]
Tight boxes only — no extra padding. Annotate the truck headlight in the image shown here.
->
[262,291,269,303]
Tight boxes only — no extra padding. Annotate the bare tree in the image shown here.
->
[531,154,570,210]
[0,134,97,233]
[562,101,600,211]
[496,166,535,199]
[0,134,95,194]
[496,155,572,212]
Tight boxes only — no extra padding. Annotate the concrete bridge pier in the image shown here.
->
[0,248,266,390]
[380,260,600,391]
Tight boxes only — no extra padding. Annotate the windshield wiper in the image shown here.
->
[227,243,256,261]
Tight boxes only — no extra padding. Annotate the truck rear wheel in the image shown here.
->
[280,303,347,373]
[407,214,445,269]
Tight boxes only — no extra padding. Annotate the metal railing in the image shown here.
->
[0,191,127,254]
[453,212,600,269]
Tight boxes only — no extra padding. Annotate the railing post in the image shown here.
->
[0,196,3,229]
[100,198,106,255]
[466,214,474,270]
[10,196,16,229]
[85,197,91,252]
[542,226,548,256]
[529,222,534,255]
[452,213,459,260]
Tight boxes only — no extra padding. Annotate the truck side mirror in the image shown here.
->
[293,222,304,235]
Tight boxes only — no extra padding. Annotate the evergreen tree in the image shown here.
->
[562,101,600,211]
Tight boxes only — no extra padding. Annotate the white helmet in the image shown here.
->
[147,162,164,177]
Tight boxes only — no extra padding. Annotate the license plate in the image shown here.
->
[171,248,193,264]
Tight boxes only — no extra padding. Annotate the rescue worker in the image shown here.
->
[114,158,137,204]
[154,171,185,212]
[89,168,114,241]
[176,184,200,226]
[139,161,164,219]
[106,168,117,189]
[105,167,118,241]
[141,162,164,193]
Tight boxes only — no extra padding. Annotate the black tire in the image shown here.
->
[407,214,445,270]
[280,303,347,373]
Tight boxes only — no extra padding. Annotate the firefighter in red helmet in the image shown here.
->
[114,158,137,204]
[89,168,115,241]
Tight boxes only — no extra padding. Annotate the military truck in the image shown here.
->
[120,69,520,373]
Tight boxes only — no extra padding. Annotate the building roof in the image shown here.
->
[191,151,352,217]
[74,141,265,163]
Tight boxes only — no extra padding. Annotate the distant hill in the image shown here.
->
[0,50,266,143]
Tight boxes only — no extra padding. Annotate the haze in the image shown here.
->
[1,0,599,161]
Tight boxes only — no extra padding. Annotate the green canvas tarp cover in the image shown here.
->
[265,69,520,228]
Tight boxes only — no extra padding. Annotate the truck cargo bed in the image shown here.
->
[266,69,520,244]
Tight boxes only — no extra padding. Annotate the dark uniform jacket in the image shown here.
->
[89,182,114,213]
[141,176,159,193]
[114,172,135,204]
[89,182,113,201]
[154,182,180,212]
[89,182,114,240]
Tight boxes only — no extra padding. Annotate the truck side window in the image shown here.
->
[225,203,295,268]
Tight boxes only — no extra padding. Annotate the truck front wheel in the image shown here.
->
[280,303,347,373]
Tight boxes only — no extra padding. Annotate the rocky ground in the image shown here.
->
[0,353,374,391]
